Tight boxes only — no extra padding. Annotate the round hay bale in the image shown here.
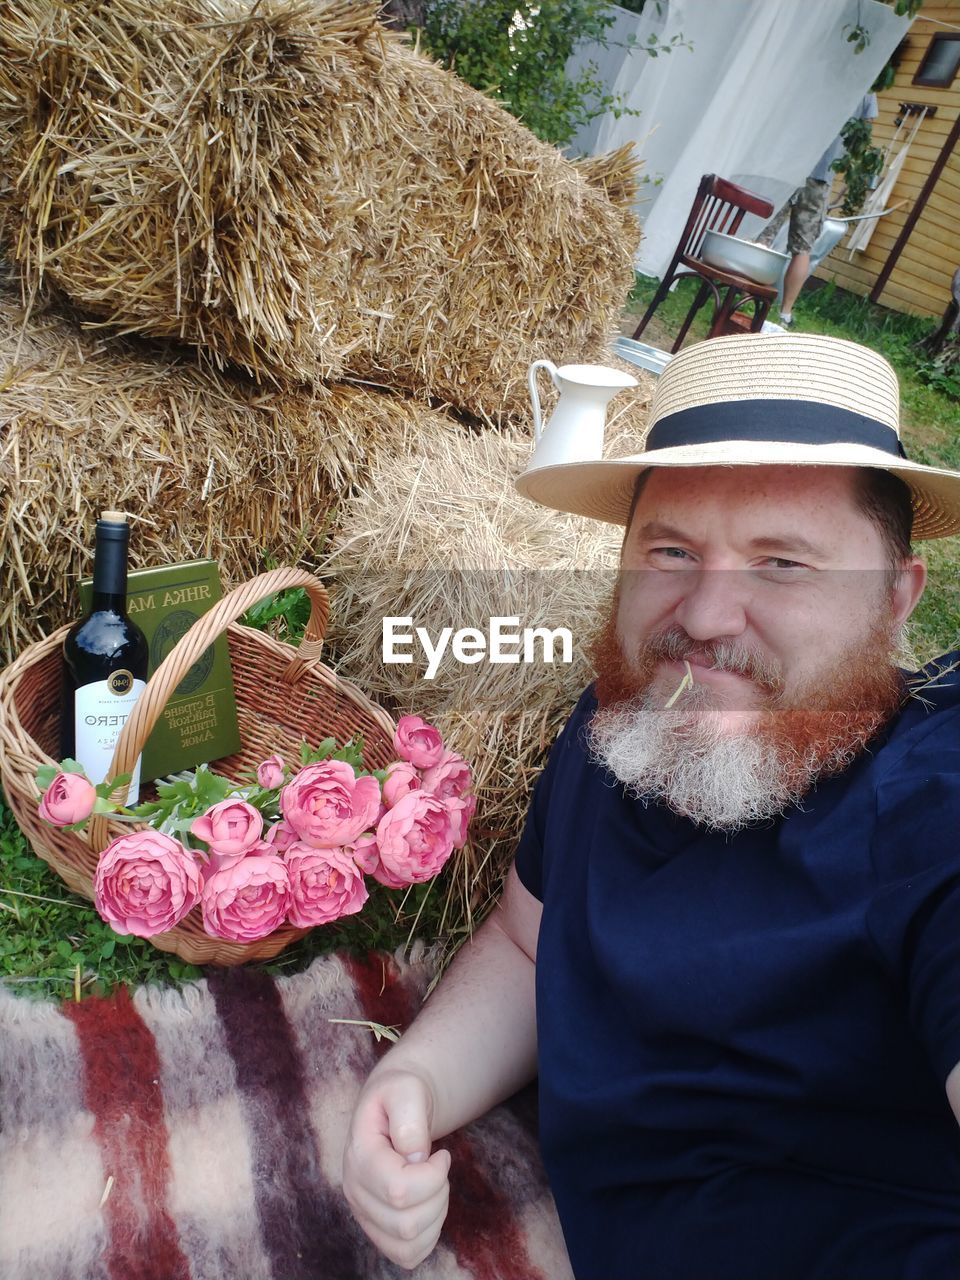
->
[322,377,656,930]
[0,285,462,662]
[0,0,640,422]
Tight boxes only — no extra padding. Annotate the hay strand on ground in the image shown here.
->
[0,0,640,421]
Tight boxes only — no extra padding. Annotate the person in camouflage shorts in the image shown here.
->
[759,93,878,326]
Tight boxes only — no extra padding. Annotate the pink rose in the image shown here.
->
[190,800,263,856]
[393,715,444,770]
[375,790,455,885]
[382,760,422,809]
[256,753,285,789]
[445,793,477,849]
[420,750,473,802]
[201,854,289,942]
[284,842,369,927]
[39,772,97,827]
[372,859,409,890]
[205,839,274,874]
[350,832,381,875]
[263,818,298,852]
[94,830,202,938]
[346,831,407,888]
[280,760,381,848]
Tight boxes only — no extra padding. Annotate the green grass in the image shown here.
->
[0,781,446,998]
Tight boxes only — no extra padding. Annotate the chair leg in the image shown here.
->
[749,299,770,332]
[707,287,740,340]
[671,280,711,353]
[632,273,676,340]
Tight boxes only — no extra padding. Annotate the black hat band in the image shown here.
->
[645,400,907,459]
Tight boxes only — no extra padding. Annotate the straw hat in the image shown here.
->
[515,331,960,540]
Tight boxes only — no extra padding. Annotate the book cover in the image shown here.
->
[80,560,241,781]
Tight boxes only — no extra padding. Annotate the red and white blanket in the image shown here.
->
[0,947,572,1280]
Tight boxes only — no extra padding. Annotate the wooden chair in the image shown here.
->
[633,174,777,352]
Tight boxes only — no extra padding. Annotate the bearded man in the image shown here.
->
[343,333,960,1280]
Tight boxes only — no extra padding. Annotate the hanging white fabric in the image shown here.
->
[845,110,927,256]
[565,0,911,279]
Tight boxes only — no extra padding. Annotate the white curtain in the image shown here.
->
[566,0,911,278]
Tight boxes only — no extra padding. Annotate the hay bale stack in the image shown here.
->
[0,286,471,661]
[322,381,657,925]
[0,0,639,422]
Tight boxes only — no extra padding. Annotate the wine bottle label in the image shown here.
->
[74,677,147,803]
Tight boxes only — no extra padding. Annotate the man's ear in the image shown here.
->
[891,556,927,626]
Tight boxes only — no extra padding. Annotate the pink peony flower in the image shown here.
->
[201,854,289,942]
[420,750,473,802]
[382,760,422,809]
[256,753,285,789]
[263,818,298,852]
[280,760,381,848]
[284,842,369,927]
[393,716,444,770]
[95,830,202,938]
[375,790,456,885]
[190,799,263,856]
[372,859,409,890]
[39,772,97,827]
[350,832,381,875]
[445,793,477,849]
[204,838,272,874]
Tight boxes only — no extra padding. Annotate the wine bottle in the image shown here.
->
[62,511,149,803]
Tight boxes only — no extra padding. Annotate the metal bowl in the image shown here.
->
[700,230,789,286]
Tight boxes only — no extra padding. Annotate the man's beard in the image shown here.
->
[587,598,906,832]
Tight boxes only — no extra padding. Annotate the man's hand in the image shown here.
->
[343,1067,452,1270]
[342,867,540,1266]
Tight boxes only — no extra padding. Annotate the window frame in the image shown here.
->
[913,33,960,88]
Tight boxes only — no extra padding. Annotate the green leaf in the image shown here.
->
[155,779,193,801]
[99,937,116,959]
[95,774,131,800]
[194,767,233,807]
[60,759,87,776]
[35,764,58,791]
[130,800,164,819]
[55,939,73,960]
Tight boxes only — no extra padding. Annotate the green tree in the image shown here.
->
[419,0,686,148]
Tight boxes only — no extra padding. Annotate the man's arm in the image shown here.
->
[946,1061,960,1128]
[342,864,542,1269]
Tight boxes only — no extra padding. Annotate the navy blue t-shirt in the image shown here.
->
[515,657,960,1280]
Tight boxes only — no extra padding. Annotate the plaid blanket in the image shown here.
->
[0,947,572,1280]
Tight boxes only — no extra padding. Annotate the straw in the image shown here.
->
[0,284,464,661]
[323,373,656,932]
[0,0,641,422]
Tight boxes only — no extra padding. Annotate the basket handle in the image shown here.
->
[87,567,329,850]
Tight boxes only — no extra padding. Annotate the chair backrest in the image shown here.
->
[678,174,775,262]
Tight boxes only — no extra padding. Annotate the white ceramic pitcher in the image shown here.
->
[526,360,638,470]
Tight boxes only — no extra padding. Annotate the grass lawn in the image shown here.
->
[2,279,958,997]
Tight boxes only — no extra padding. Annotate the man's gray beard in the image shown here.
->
[587,689,835,831]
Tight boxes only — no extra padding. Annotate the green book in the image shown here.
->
[80,560,241,781]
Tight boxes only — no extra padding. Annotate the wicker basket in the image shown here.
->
[0,568,397,965]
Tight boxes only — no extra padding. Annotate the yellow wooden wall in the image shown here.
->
[815,1,960,319]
